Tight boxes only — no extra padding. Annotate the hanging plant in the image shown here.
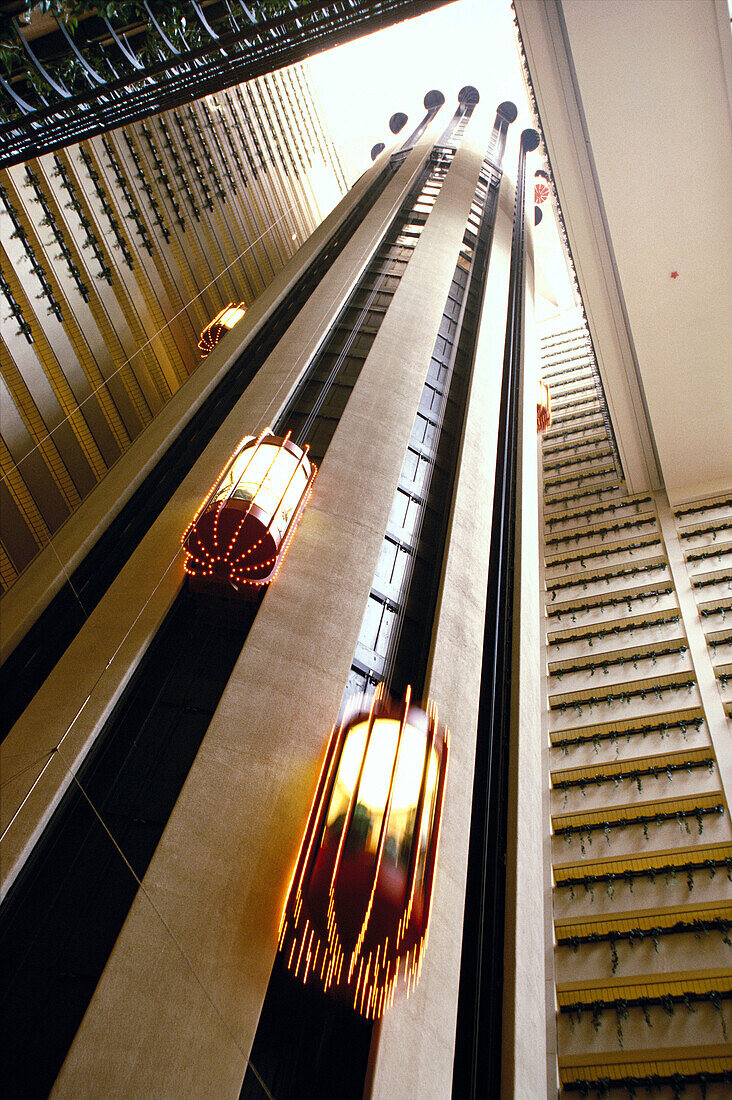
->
[554,804,724,846]
[552,757,712,794]
[553,715,702,754]
[551,677,696,711]
[559,856,732,898]
[591,1002,604,1033]
[549,642,687,680]
[546,515,658,549]
[676,497,732,519]
[563,1069,732,1098]
[609,938,619,974]
[709,990,729,1040]
[614,998,629,1046]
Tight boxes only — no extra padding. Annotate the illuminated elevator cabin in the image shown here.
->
[279,686,449,1018]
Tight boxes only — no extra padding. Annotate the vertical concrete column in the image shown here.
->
[52,139,487,1100]
[501,241,550,1099]
[368,178,515,1099]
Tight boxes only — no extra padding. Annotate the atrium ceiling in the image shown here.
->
[515,0,732,504]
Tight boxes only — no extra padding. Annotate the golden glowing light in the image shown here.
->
[213,437,310,542]
[537,380,552,433]
[218,304,247,328]
[182,430,316,592]
[331,718,438,816]
[197,302,247,355]
[277,689,449,1019]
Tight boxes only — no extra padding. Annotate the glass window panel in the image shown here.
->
[429,359,449,388]
[389,488,411,529]
[391,543,411,591]
[374,601,397,658]
[422,418,437,450]
[376,538,412,592]
[444,295,461,320]
[420,385,442,416]
[412,414,430,447]
[346,667,368,698]
[374,538,399,587]
[433,335,449,359]
[359,596,383,651]
[399,494,422,538]
[401,449,419,483]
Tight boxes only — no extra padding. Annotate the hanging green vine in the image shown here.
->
[544,448,614,475]
[0,267,33,342]
[24,166,89,300]
[546,497,651,529]
[0,183,64,320]
[550,394,601,419]
[561,989,731,1044]
[548,561,668,597]
[101,136,153,255]
[558,918,731,974]
[563,1069,732,1098]
[545,483,622,510]
[543,425,602,450]
[548,587,674,621]
[551,643,687,678]
[555,804,724,853]
[694,574,732,590]
[184,105,226,203]
[553,716,702,754]
[173,111,213,211]
[51,154,112,284]
[549,538,662,572]
[139,124,185,232]
[680,520,732,540]
[549,614,680,649]
[676,497,732,519]
[209,96,248,190]
[158,118,200,221]
[545,464,616,492]
[552,677,695,713]
[77,147,134,269]
[546,517,658,549]
[121,133,170,243]
[199,101,237,195]
[687,544,732,564]
[553,757,713,794]
[557,856,732,898]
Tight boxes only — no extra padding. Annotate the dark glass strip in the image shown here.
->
[451,129,540,1100]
